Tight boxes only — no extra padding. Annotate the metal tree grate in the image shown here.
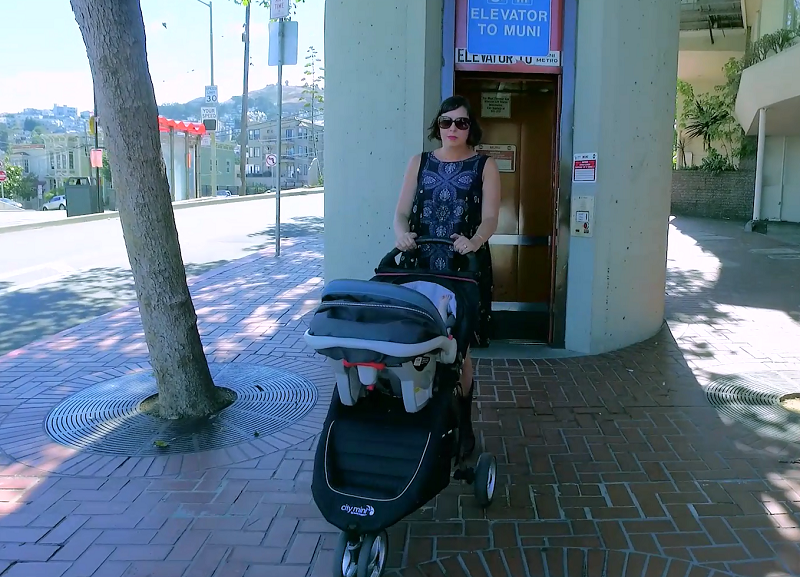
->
[44,363,318,456]
[704,371,800,445]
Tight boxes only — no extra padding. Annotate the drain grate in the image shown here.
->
[44,363,318,456]
[705,371,800,445]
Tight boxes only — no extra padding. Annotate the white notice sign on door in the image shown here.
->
[481,93,511,118]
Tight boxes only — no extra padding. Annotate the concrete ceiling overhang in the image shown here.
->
[735,43,800,136]
[680,0,746,32]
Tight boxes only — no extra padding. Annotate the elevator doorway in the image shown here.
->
[454,74,559,344]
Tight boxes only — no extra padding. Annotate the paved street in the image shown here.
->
[0,193,324,355]
[0,215,797,576]
[0,210,67,228]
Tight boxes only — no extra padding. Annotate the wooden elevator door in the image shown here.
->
[455,76,558,342]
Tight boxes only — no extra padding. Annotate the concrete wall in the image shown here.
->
[762,135,800,222]
[671,165,756,221]
[759,0,787,37]
[323,0,443,282]
[323,0,681,355]
[564,0,680,354]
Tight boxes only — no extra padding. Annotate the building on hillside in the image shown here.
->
[243,115,324,189]
[7,118,240,204]
[7,144,50,181]
[9,134,101,190]
[53,105,79,118]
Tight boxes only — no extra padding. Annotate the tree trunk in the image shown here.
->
[70,0,224,420]
[239,3,251,194]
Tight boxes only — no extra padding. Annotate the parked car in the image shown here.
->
[0,198,23,209]
[215,190,239,198]
[42,195,66,210]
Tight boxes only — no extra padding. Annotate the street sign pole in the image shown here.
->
[205,85,218,197]
[269,2,297,257]
[93,90,102,213]
[276,21,283,257]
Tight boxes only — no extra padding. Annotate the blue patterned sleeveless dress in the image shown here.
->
[399,151,494,347]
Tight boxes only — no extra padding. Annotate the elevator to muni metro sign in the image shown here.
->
[467,0,552,58]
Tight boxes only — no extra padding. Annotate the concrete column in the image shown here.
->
[752,107,767,222]
[323,0,443,281]
[564,0,680,354]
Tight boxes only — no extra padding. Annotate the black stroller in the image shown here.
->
[303,238,497,577]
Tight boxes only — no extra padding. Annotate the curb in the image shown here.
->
[0,188,324,235]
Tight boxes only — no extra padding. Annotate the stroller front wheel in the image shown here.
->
[474,452,497,508]
[333,532,360,577]
[357,530,389,577]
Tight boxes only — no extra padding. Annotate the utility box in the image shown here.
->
[64,179,101,217]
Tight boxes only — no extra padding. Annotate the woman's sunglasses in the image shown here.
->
[438,116,471,131]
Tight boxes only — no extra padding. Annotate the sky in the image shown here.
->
[0,0,325,114]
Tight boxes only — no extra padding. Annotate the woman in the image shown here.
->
[393,95,501,457]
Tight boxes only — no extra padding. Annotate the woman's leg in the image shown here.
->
[459,349,476,456]
[461,350,474,394]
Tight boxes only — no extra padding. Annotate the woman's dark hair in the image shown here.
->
[428,95,483,147]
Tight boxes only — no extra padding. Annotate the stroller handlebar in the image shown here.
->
[378,237,480,274]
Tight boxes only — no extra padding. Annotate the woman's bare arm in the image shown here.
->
[393,154,422,238]
[472,156,501,245]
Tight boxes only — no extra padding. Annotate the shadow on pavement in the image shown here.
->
[245,216,325,253]
[0,262,225,356]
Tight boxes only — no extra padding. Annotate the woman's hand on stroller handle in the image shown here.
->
[395,231,418,252]
[380,237,480,273]
[450,234,479,255]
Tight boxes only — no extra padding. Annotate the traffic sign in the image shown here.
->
[265,153,278,167]
[204,85,218,104]
[0,171,6,183]
[270,0,290,19]
[269,20,299,66]
[201,107,218,120]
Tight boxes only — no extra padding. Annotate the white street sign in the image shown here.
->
[268,20,299,66]
[270,0,290,19]
[204,85,218,104]
[37,185,43,199]
[201,135,211,147]
[0,160,4,170]
[201,107,218,120]
[265,153,278,167]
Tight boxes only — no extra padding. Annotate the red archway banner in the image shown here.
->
[158,116,206,135]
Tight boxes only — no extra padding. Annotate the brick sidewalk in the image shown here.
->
[0,218,797,576]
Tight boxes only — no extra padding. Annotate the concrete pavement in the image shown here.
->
[0,216,797,576]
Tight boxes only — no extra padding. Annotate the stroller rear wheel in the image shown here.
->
[473,452,497,508]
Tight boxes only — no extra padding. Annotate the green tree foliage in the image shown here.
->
[1,164,37,201]
[302,46,323,161]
